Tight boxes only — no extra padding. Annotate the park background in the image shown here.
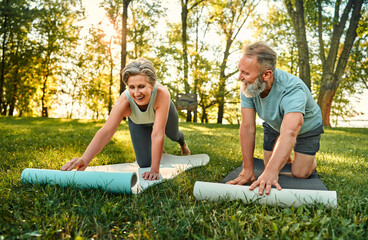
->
[1,0,368,238]
[0,0,367,127]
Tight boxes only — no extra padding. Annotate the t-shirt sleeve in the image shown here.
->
[240,91,255,108]
[280,84,307,115]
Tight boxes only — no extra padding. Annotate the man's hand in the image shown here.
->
[142,169,160,181]
[226,169,256,185]
[249,170,281,195]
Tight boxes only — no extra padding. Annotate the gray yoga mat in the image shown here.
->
[221,158,328,191]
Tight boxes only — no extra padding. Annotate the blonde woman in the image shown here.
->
[61,58,191,180]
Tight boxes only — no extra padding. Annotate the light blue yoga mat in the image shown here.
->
[21,169,137,194]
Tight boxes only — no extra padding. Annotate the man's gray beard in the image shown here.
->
[241,75,267,98]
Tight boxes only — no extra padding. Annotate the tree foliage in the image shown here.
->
[255,0,367,126]
[0,0,83,117]
[0,0,37,116]
[1,0,367,125]
[281,0,365,126]
[210,0,260,124]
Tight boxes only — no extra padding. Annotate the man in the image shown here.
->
[227,42,323,195]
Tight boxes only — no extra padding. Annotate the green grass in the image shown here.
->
[0,116,367,239]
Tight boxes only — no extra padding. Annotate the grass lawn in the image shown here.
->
[0,116,367,239]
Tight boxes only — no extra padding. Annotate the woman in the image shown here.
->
[61,58,191,181]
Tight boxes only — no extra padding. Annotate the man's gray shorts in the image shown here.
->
[263,122,324,155]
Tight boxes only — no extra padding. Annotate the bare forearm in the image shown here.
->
[151,133,164,172]
[81,129,114,163]
[240,125,255,171]
[266,132,296,172]
[266,112,303,173]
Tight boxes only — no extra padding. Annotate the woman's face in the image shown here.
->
[127,74,154,106]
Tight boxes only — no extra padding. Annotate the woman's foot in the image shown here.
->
[180,143,191,156]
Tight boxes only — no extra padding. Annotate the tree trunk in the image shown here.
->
[41,75,48,117]
[317,0,326,67]
[8,68,19,116]
[214,1,253,124]
[284,0,311,89]
[120,0,131,95]
[217,39,232,124]
[181,1,192,122]
[0,0,9,115]
[201,106,208,123]
[181,2,189,94]
[108,36,113,114]
[317,73,338,126]
[317,0,363,126]
[180,0,207,122]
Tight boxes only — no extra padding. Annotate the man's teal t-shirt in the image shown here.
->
[240,68,322,134]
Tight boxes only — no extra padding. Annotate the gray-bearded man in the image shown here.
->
[227,42,323,195]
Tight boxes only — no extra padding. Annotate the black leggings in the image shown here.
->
[128,100,185,167]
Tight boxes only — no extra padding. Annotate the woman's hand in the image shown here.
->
[61,158,89,171]
[142,169,160,181]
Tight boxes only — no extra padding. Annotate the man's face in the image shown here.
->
[238,56,267,98]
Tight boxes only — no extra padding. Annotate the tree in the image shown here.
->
[0,0,9,114]
[101,0,122,113]
[58,54,85,119]
[128,0,165,60]
[284,0,365,126]
[252,4,300,76]
[284,0,311,89]
[188,4,219,123]
[180,0,207,122]
[102,0,164,97]
[120,0,131,94]
[81,26,118,118]
[210,0,259,124]
[102,0,132,95]
[330,11,368,125]
[34,0,82,117]
[316,0,364,126]
[0,0,36,115]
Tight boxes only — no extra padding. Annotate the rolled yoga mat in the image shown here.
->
[193,158,337,207]
[21,153,209,195]
[21,169,137,194]
[193,181,337,208]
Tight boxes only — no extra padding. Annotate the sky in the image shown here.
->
[80,0,368,127]
[81,0,180,29]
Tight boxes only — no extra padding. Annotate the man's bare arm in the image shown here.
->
[249,112,303,194]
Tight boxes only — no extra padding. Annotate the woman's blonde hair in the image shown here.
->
[121,58,157,86]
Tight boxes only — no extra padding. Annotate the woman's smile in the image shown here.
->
[135,94,144,101]
[127,74,154,107]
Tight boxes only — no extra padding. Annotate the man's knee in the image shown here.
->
[291,169,312,179]
[291,153,316,179]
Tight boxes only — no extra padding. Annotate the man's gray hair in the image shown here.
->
[122,58,157,86]
[243,42,277,72]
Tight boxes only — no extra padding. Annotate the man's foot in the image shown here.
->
[180,143,191,156]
